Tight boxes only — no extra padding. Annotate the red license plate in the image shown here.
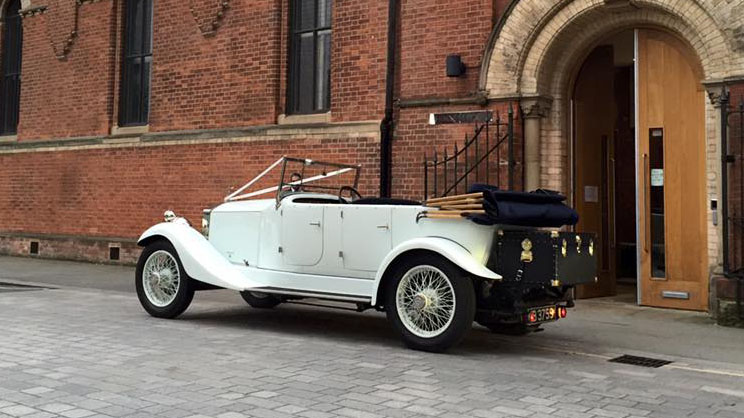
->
[525,305,561,324]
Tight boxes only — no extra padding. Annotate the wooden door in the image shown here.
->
[573,46,617,298]
[637,29,707,310]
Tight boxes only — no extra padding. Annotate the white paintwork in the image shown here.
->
[138,192,503,305]
[138,222,263,290]
[370,236,500,305]
[341,205,392,271]
[281,204,324,266]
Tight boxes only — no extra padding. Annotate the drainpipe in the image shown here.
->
[379,0,398,198]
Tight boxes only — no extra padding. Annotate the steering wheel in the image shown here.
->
[339,185,362,202]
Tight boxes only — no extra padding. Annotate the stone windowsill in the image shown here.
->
[0,134,18,143]
[277,112,331,125]
[111,124,150,136]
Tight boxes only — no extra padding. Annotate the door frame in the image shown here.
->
[633,28,642,305]
[570,28,708,307]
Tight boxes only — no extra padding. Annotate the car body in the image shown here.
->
[135,157,593,352]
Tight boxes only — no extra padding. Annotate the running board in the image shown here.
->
[252,287,372,304]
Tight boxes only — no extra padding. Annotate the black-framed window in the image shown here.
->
[119,0,152,126]
[0,0,22,135]
[288,0,331,115]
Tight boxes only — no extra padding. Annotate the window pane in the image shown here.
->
[315,30,330,111]
[141,56,152,122]
[297,33,315,113]
[1,0,22,134]
[317,0,331,28]
[124,58,142,123]
[120,0,152,125]
[126,0,144,56]
[649,128,665,278]
[298,0,316,31]
[143,0,153,54]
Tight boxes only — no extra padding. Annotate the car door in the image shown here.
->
[281,201,324,266]
[341,206,392,271]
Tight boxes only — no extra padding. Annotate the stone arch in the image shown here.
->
[478,0,744,297]
[482,0,741,98]
[0,0,25,21]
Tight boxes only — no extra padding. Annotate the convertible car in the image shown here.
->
[135,157,596,352]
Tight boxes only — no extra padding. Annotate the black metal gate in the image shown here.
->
[721,90,744,318]
[423,105,518,199]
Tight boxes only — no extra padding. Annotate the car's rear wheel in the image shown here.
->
[240,291,282,309]
[136,240,194,319]
[384,254,475,352]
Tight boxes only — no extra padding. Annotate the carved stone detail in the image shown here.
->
[703,81,729,108]
[521,96,553,119]
[20,5,47,18]
[189,0,231,37]
[44,0,78,60]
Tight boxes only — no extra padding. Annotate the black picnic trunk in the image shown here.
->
[488,229,598,286]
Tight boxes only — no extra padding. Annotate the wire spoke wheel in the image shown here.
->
[142,250,181,308]
[395,265,456,338]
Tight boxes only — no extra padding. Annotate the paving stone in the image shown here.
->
[0,288,742,418]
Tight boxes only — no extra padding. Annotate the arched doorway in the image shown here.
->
[572,28,708,310]
[481,0,744,313]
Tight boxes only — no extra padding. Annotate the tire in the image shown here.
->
[240,291,282,309]
[135,240,195,319]
[384,254,476,352]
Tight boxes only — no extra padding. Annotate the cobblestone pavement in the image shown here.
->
[1,286,744,418]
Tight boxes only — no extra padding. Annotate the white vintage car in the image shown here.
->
[135,157,592,352]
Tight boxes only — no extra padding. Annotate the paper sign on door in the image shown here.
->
[584,186,599,203]
[651,169,664,187]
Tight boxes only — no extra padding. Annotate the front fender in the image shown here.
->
[138,222,259,291]
[371,237,502,305]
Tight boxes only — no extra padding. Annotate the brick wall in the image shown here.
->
[398,0,493,100]
[0,0,509,263]
[392,102,522,199]
[17,0,392,137]
[19,2,116,140]
[0,133,381,240]
[149,0,282,131]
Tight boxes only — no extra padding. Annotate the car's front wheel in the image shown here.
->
[136,240,194,319]
[240,291,282,309]
[384,254,475,352]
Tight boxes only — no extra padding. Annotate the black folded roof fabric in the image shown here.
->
[467,183,579,227]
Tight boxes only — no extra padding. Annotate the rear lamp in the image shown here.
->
[559,307,567,318]
[528,311,537,323]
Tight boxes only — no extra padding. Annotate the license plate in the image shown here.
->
[525,305,559,324]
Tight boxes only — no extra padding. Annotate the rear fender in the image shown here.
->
[138,222,260,291]
[371,237,502,305]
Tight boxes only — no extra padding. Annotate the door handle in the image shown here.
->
[609,156,616,250]
[376,224,389,230]
[309,221,321,227]
[643,153,650,253]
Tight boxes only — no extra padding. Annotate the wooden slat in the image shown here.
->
[426,198,483,207]
[439,204,484,210]
[422,213,467,219]
[424,192,483,204]
[425,210,486,215]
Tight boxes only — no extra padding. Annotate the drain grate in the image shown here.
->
[0,282,48,293]
[609,354,672,368]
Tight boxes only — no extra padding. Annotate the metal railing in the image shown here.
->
[423,105,517,199]
[721,90,744,319]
